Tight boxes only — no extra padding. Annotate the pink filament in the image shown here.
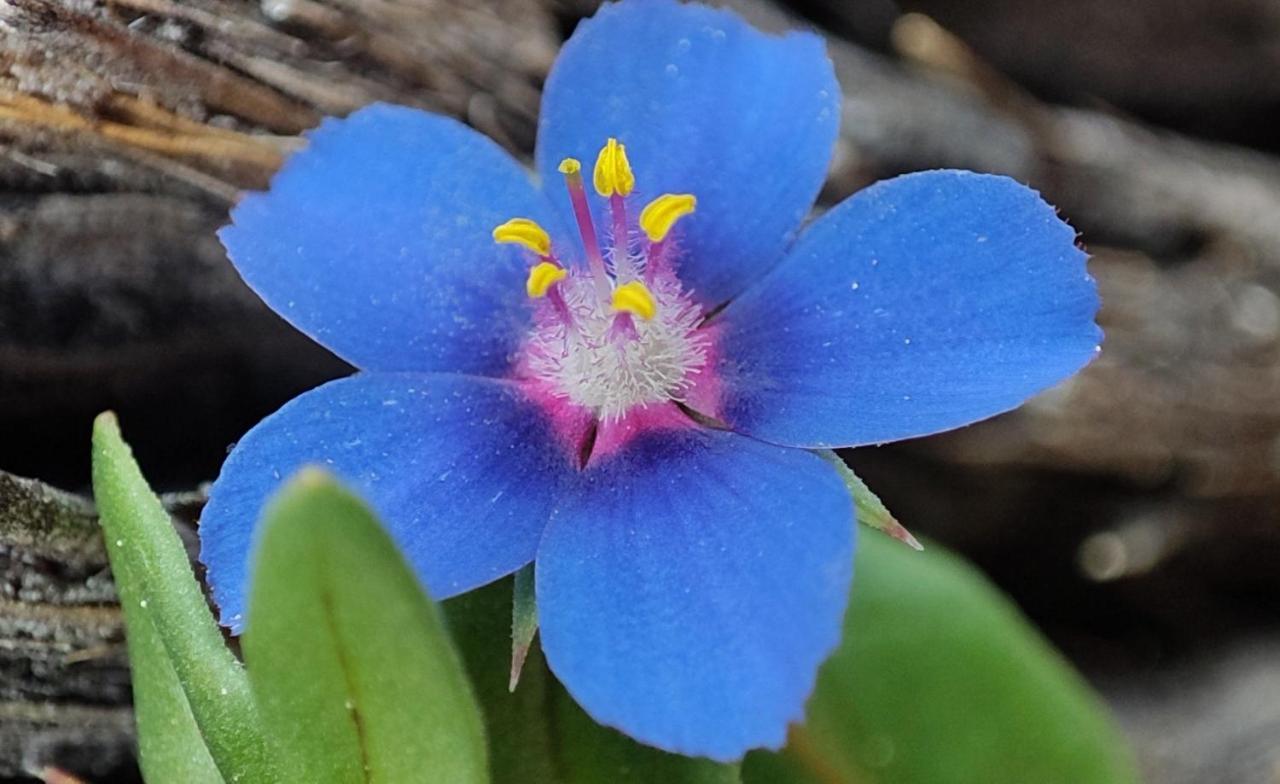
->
[644,239,668,283]
[547,284,574,328]
[609,193,636,281]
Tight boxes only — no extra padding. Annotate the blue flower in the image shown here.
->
[200,0,1100,761]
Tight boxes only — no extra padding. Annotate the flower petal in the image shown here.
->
[537,426,854,761]
[710,170,1102,447]
[536,0,839,306]
[221,103,570,375]
[199,373,576,633]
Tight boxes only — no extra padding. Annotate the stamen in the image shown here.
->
[520,145,708,421]
[611,280,657,321]
[639,194,696,243]
[526,261,574,328]
[558,157,611,301]
[609,193,637,282]
[592,138,635,198]
[639,194,695,281]
[526,261,567,298]
[593,139,639,281]
[609,311,639,342]
[645,239,669,283]
[493,217,552,257]
[548,285,574,327]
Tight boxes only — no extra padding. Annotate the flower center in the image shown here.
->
[494,138,708,420]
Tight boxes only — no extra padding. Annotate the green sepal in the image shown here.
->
[820,451,922,549]
[510,562,539,691]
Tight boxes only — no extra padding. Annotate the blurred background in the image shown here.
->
[1,0,1278,781]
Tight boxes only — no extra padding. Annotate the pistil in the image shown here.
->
[558,158,612,302]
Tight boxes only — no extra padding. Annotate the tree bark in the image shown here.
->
[3,0,1280,779]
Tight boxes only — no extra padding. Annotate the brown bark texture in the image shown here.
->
[1,0,1278,780]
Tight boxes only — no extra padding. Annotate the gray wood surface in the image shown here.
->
[3,0,1278,779]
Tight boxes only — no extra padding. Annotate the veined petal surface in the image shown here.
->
[222,104,571,375]
[537,0,840,306]
[199,373,576,632]
[711,170,1102,447]
[537,425,855,761]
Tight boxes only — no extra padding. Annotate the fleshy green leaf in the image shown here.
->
[743,532,1139,784]
[446,580,742,784]
[114,551,223,784]
[91,413,273,784]
[242,468,488,784]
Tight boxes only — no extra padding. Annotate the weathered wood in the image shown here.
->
[2,0,1279,779]
[725,0,1280,507]
[4,0,1280,497]
[0,469,126,778]
[0,700,133,781]
[0,0,567,775]
[0,467,215,777]
[878,0,1280,148]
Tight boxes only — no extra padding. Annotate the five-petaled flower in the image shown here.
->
[201,0,1101,761]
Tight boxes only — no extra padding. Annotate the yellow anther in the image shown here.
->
[611,280,657,320]
[493,218,551,257]
[526,261,567,298]
[639,193,697,242]
[592,138,635,197]
[558,157,582,176]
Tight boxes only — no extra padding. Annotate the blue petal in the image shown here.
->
[221,104,571,375]
[536,0,839,306]
[199,373,576,633]
[537,427,854,760]
[712,170,1102,447]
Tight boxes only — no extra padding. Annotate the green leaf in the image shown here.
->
[550,692,742,784]
[242,468,488,784]
[446,580,742,784]
[107,512,223,783]
[91,413,274,784]
[445,582,564,784]
[743,532,1140,784]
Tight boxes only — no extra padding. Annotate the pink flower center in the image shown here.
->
[494,140,712,424]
